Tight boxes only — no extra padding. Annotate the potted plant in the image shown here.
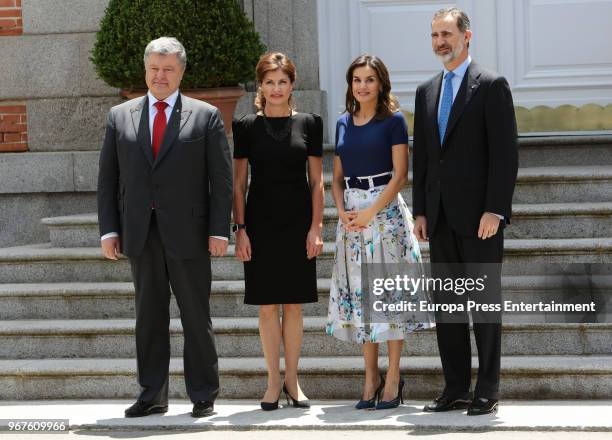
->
[91,0,266,133]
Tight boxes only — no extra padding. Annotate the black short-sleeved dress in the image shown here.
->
[232,112,323,305]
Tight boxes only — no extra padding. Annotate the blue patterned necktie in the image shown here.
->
[438,71,455,144]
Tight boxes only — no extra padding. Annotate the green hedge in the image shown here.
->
[91,0,266,89]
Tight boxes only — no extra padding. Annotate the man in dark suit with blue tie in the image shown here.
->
[412,8,518,415]
[97,37,232,418]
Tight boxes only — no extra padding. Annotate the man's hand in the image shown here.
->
[101,236,121,260]
[209,237,228,257]
[414,215,428,242]
[478,212,501,240]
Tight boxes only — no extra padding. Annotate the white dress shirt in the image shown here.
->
[148,89,179,142]
[101,90,228,242]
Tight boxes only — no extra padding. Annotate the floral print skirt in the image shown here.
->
[326,184,433,344]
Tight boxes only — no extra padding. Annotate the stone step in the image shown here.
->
[40,166,612,248]
[40,202,612,248]
[0,280,276,320]
[323,136,612,173]
[1,275,610,320]
[0,238,610,283]
[322,135,612,173]
[322,203,612,241]
[0,355,609,399]
[514,134,612,168]
[322,166,612,206]
[41,213,101,248]
[0,317,609,359]
[512,166,612,204]
[501,202,612,239]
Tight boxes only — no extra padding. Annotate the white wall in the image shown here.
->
[318,0,612,138]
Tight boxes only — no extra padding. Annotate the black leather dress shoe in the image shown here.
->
[467,397,498,415]
[192,401,215,418]
[423,395,471,412]
[124,400,168,418]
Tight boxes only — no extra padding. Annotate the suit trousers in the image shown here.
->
[129,213,219,404]
[429,203,503,400]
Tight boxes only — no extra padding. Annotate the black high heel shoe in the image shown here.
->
[282,383,310,408]
[375,376,405,410]
[260,389,282,411]
[355,374,385,410]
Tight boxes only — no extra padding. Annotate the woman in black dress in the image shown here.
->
[232,52,324,410]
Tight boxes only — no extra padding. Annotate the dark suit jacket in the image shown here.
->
[412,61,518,237]
[97,93,232,259]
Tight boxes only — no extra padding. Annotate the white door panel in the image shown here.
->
[318,0,612,138]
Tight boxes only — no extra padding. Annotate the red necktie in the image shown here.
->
[152,101,169,159]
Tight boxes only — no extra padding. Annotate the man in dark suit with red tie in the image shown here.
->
[97,37,232,418]
[412,9,518,415]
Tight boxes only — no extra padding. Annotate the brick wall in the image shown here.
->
[0,0,22,36]
[0,0,26,151]
[0,104,27,152]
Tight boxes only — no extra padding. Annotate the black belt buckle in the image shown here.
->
[345,176,364,189]
[344,174,391,189]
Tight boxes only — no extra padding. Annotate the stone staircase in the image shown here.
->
[0,134,611,401]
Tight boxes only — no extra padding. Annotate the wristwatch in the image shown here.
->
[232,223,246,232]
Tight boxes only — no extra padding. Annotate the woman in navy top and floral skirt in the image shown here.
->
[326,54,432,410]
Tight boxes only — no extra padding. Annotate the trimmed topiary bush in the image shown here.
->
[91,0,266,90]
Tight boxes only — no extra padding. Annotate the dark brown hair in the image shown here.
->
[344,54,399,119]
[254,52,297,111]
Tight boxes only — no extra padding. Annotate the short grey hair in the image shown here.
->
[432,7,471,33]
[144,37,187,67]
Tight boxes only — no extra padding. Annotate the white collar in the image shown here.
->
[147,89,179,111]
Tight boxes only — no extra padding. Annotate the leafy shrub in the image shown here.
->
[91,0,266,89]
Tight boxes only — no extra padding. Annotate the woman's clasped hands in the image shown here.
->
[340,207,376,232]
